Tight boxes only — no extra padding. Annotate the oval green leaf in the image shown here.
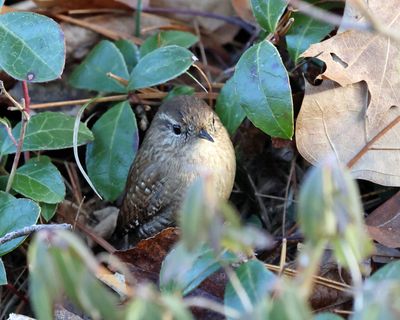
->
[0,191,40,256]
[250,0,286,33]
[115,39,140,72]
[128,45,195,90]
[0,258,6,285]
[215,77,246,135]
[40,203,58,222]
[286,1,340,63]
[0,12,65,82]
[140,31,198,57]
[224,259,276,319]
[234,41,293,139]
[160,243,237,295]
[69,40,129,93]
[0,112,93,156]
[86,101,138,201]
[12,156,65,204]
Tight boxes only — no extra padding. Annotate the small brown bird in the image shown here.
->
[119,95,236,239]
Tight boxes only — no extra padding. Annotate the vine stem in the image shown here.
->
[5,81,31,193]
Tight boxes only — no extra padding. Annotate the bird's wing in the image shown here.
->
[119,161,171,234]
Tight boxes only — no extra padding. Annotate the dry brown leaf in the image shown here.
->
[231,0,254,22]
[366,191,400,248]
[297,80,400,185]
[296,0,400,186]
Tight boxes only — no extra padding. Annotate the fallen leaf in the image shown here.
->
[231,0,254,22]
[296,80,400,186]
[296,0,400,186]
[366,191,400,248]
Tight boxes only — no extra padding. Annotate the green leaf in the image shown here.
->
[86,101,138,201]
[161,295,194,320]
[40,202,58,222]
[0,191,40,256]
[0,12,65,82]
[224,259,276,319]
[29,230,122,320]
[370,260,400,282]
[115,39,140,72]
[314,313,344,320]
[128,45,195,90]
[69,40,129,93]
[286,1,341,63]
[140,31,198,57]
[164,85,195,101]
[215,77,246,135]
[12,156,65,203]
[250,0,287,33]
[234,41,293,139]
[0,112,93,156]
[160,243,237,295]
[0,258,7,285]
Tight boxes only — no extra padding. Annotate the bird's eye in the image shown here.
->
[172,124,182,135]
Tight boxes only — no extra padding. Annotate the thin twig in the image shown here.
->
[142,6,255,34]
[52,13,143,45]
[347,115,400,168]
[5,101,28,193]
[0,224,72,245]
[30,92,219,110]
[282,156,296,237]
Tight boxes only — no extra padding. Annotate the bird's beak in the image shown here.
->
[198,129,214,142]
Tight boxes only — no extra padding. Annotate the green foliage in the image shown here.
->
[39,203,58,222]
[140,31,198,57]
[286,0,343,63]
[233,40,294,139]
[128,45,195,90]
[0,12,65,82]
[0,258,6,285]
[12,156,65,204]
[86,101,138,201]
[298,158,373,266]
[224,260,276,319]
[160,243,237,295]
[315,313,345,320]
[69,40,129,93]
[0,112,93,156]
[165,85,195,100]
[286,1,342,63]
[0,191,40,256]
[250,0,287,33]
[28,230,123,320]
[215,77,246,135]
[115,39,140,72]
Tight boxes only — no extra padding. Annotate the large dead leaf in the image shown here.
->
[296,0,400,186]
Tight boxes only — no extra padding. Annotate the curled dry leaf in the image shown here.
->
[366,191,400,248]
[296,0,400,186]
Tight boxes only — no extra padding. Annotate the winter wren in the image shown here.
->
[119,95,236,239]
